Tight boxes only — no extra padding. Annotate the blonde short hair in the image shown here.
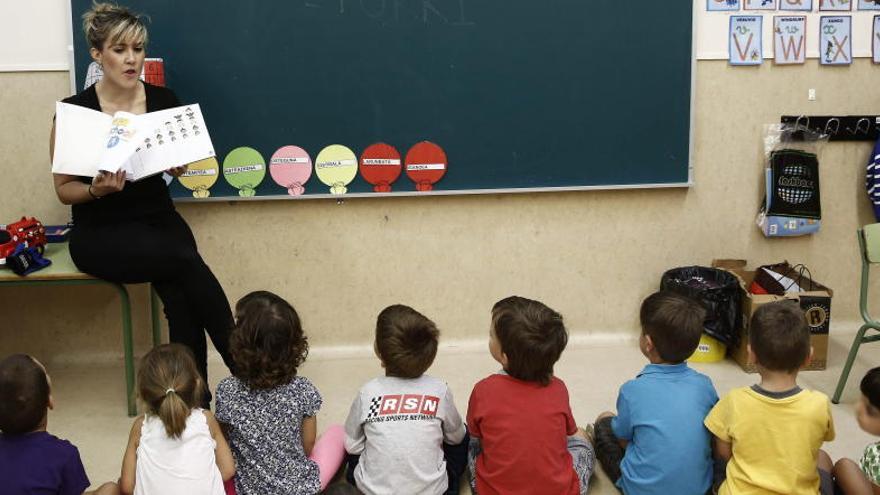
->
[82,2,148,50]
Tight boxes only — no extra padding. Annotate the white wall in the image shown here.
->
[0,1,71,71]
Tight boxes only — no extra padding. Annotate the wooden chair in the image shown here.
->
[832,224,880,404]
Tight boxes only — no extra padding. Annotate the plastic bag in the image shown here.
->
[660,266,742,347]
[756,123,828,237]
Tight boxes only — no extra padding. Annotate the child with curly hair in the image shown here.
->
[215,291,345,495]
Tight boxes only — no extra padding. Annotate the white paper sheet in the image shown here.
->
[52,102,215,181]
[52,102,111,177]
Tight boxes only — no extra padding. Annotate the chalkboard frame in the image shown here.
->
[67,1,697,202]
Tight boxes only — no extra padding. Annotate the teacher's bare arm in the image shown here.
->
[51,121,125,204]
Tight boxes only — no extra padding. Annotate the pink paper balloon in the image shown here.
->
[269,145,312,196]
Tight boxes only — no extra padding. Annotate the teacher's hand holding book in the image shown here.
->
[165,165,188,178]
[90,170,127,199]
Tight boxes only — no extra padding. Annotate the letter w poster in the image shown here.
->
[775,16,807,64]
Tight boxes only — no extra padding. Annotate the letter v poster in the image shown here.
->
[730,16,763,65]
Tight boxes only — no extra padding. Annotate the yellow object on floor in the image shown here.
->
[689,334,727,363]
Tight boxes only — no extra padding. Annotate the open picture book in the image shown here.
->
[52,102,215,181]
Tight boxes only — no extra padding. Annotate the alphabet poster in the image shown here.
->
[820,0,852,10]
[708,0,741,11]
[774,16,807,64]
[730,16,763,65]
[874,15,880,61]
[861,0,880,9]
[745,0,777,9]
[820,16,852,64]
[780,0,813,10]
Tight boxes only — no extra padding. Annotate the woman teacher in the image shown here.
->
[50,2,233,404]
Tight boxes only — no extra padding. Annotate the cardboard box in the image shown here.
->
[712,259,832,372]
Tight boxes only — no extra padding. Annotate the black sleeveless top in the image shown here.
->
[62,82,180,226]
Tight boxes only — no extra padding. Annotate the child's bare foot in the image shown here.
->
[582,424,595,444]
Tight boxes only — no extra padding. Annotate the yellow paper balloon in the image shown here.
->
[315,144,358,195]
[178,157,219,198]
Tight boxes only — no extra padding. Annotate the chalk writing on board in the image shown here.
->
[305,0,474,25]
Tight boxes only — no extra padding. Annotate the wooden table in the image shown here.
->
[0,242,161,416]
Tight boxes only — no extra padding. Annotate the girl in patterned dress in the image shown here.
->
[831,367,880,494]
[216,291,345,495]
[119,344,235,495]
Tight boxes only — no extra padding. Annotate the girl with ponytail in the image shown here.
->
[119,344,235,495]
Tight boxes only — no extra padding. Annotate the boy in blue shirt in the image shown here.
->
[593,291,719,495]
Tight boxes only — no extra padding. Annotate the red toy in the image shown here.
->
[143,58,165,87]
[0,217,47,264]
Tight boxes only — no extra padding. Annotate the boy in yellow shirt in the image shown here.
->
[704,300,835,495]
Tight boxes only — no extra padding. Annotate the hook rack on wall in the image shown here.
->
[780,115,880,142]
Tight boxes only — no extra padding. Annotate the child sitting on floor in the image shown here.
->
[119,344,235,495]
[705,300,835,495]
[832,367,880,495]
[593,291,719,495]
[467,296,594,495]
[344,304,468,495]
[0,353,119,495]
[216,291,345,495]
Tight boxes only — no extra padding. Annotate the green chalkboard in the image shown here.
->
[71,0,693,199]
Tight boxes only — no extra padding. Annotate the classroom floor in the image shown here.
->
[47,329,880,494]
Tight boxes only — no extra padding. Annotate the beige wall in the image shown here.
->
[1,60,878,362]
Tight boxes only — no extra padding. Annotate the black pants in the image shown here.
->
[70,211,234,404]
[594,416,624,488]
[345,430,470,495]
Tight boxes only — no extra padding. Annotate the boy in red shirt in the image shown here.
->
[466,296,593,495]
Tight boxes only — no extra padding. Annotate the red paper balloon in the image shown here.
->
[359,143,402,192]
[405,141,447,191]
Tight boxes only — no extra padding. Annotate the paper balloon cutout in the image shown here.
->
[178,157,219,198]
[315,144,358,195]
[270,146,312,196]
[359,143,402,192]
[405,141,447,191]
[223,147,266,197]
